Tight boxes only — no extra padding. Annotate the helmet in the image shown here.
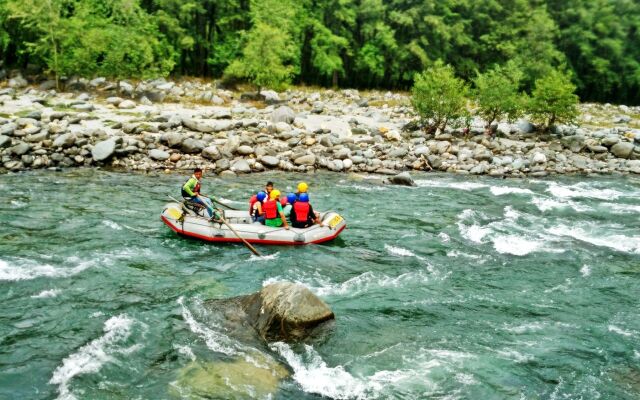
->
[270,189,281,200]
[297,182,308,193]
[287,193,297,204]
[299,193,309,202]
[256,191,266,202]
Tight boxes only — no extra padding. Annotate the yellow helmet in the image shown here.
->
[270,189,281,200]
[297,182,308,193]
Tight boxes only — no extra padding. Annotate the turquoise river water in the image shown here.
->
[1,170,639,399]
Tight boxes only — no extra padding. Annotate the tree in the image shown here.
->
[473,62,526,131]
[411,61,469,134]
[527,69,579,130]
[224,22,295,91]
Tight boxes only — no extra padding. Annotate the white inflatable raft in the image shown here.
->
[161,202,346,245]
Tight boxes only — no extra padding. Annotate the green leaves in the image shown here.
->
[473,62,526,128]
[527,69,580,130]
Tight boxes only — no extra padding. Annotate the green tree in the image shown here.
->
[411,61,469,134]
[528,69,579,130]
[473,62,526,131]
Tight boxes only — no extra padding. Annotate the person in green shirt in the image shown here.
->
[263,190,289,229]
[181,168,214,218]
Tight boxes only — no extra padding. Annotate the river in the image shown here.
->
[1,169,639,399]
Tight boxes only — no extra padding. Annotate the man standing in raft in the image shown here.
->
[181,168,215,218]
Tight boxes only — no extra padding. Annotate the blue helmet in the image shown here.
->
[299,193,309,202]
[287,193,297,204]
[256,191,267,202]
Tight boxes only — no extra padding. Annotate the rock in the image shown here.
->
[474,149,493,162]
[0,135,11,148]
[240,282,334,341]
[294,154,316,166]
[0,123,16,136]
[271,106,296,124]
[118,99,136,109]
[343,158,353,169]
[220,170,237,178]
[182,118,215,133]
[231,159,251,173]
[388,171,416,186]
[311,101,325,114]
[149,149,170,161]
[587,144,608,153]
[181,138,205,154]
[274,121,291,133]
[25,131,48,143]
[202,146,222,161]
[38,80,57,90]
[532,152,547,164]
[106,96,123,106]
[9,141,31,156]
[8,75,28,88]
[237,145,254,156]
[52,133,76,148]
[91,139,116,162]
[260,155,280,168]
[602,135,620,147]
[560,135,586,153]
[328,159,344,171]
[611,142,634,159]
[516,119,535,133]
[387,147,408,158]
[169,153,182,162]
[260,90,280,103]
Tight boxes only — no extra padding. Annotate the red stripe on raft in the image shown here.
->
[160,215,345,245]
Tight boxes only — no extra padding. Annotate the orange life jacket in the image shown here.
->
[263,199,278,219]
[293,202,310,222]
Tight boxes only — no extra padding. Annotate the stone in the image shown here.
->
[181,138,205,154]
[149,149,170,161]
[231,159,251,173]
[271,106,296,124]
[25,131,48,143]
[474,149,493,162]
[161,132,183,148]
[294,154,316,166]
[219,170,236,178]
[387,147,408,158]
[202,146,222,161]
[343,158,353,169]
[516,119,535,134]
[611,142,634,159]
[260,90,280,103]
[388,171,416,187]
[106,96,123,106]
[0,123,16,136]
[8,75,28,88]
[532,152,547,164]
[0,135,11,148]
[91,139,116,162]
[169,153,181,162]
[560,135,586,153]
[602,135,620,147]
[118,99,136,109]
[52,133,76,148]
[274,122,291,133]
[587,145,608,153]
[9,141,31,156]
[328,159,344,171]
[182,118,215,133]
[38,80,57,90]
[237,145,254,156]
[240,282,334,341]
[260,155,280,168]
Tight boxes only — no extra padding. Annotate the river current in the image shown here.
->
[1,170,639,399]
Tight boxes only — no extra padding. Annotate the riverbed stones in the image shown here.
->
[237,145,254,156]
[181,138,205,154]
[240,282,334,341]
[52,133,76,148]
[231,159,251,173]
[271,106,295,124]
[118,99,136,109]
[294,154,316,166]
[9,141,31,156]
[388,171,416,186]
[0,135,10,148]
[260,155,280,168]
[611,142,634,159]
[91,139,116,161]
[202,146,221,161]
[149,149,170,161]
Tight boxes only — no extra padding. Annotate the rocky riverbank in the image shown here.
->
[1,74,640,176]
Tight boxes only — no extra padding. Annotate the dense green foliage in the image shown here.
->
[0,0,638,104]
[473,62,526,130]
[527,69,580,129]
[411,61,469,133]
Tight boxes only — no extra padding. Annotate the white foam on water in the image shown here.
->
[446,250,484,260]
[495,349,534,363]
[493,235,543,256]
[438,232,450,243]
[415,180,487,191]
[174,344,196,361]
[580,265,591,277]
[11,200,27,208]
[456,209,491,244]
[600,202,640,214]
[546,181,624,200]
[270,342,441,399]
[504,321,547,334]
[455,373,477,385]
[548,225,640,254]
[337,183,388,192]
[384,244,416,257]
[248,252,279,262]
[531,197,592,212]
[31,289,61,299]
[489,187,534,196]
[177,296,238,356]
[0,259,92,282]
[49,315,137,400]
[101,220,122,230]
[608,325,634,337]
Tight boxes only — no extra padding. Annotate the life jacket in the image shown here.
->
[280,198,288,206]
[293,202,310,222]
[263,199,278,219]
[181,176,201,197]
[249,195,257,213]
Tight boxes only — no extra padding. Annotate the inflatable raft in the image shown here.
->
[161,202,346,245]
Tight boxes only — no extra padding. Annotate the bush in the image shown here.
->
[527,69,579,130]
[473,62,526,131]
[411,61,469,134]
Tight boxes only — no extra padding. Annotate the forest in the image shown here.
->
[1,0,639,105]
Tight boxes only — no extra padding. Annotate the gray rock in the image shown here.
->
[0,135,11,148]
[106,97,123,106]
[239,282,334,341]
[39,80,57,90]
[118,99,136,109]
[560,135,586,153]
[587,144,608,153]
[219,170,237,178]
[470,164,487,174]
[25,131,48,143]
[53,133,76,148]
[260,155,280,168]
[611,142,634,159]
[8,75,28,88]
[474,149,493,162]
[9,141,30,156]
[237,145,254,156]
[387,147,408,158]
[414,145,430,156]
[328,159,344,171]
[531,152,547,164]
[274,122,291,133]
[91,139,116,161]
[161,132,183,148]
[271,106,296,124]
[0,123,16,136]
[202,146,222,161]
[388,171,416,186]
[181,138,205,154]
[149,149,170,161]
[601,135,620,147]
[72,103,94,111]
[231,159,251,173]
[215,158,230,171]
[294,154,316,166]
[183,118,215,133]
[311,101,325,114]
[516,119,535,134]
[260,90,280,103]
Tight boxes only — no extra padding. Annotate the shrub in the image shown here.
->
[473,62,526,131]
[528,69,579,130]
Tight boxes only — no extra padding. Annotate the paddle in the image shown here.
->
[210,205,262,257]
[211,197,240,211]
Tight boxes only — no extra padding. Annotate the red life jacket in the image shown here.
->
[293,202,310,222]
[280,198,288,206]
[194,182,201,194]
[263,199,278,219]
[249,195,257,213]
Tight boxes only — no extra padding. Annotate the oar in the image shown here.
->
[211,197,240,211]
[213,207,262,257]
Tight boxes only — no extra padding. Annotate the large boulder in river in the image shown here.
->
[240,282,334,341]
[387,171,416,187]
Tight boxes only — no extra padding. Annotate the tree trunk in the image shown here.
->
[332,70,339,88]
